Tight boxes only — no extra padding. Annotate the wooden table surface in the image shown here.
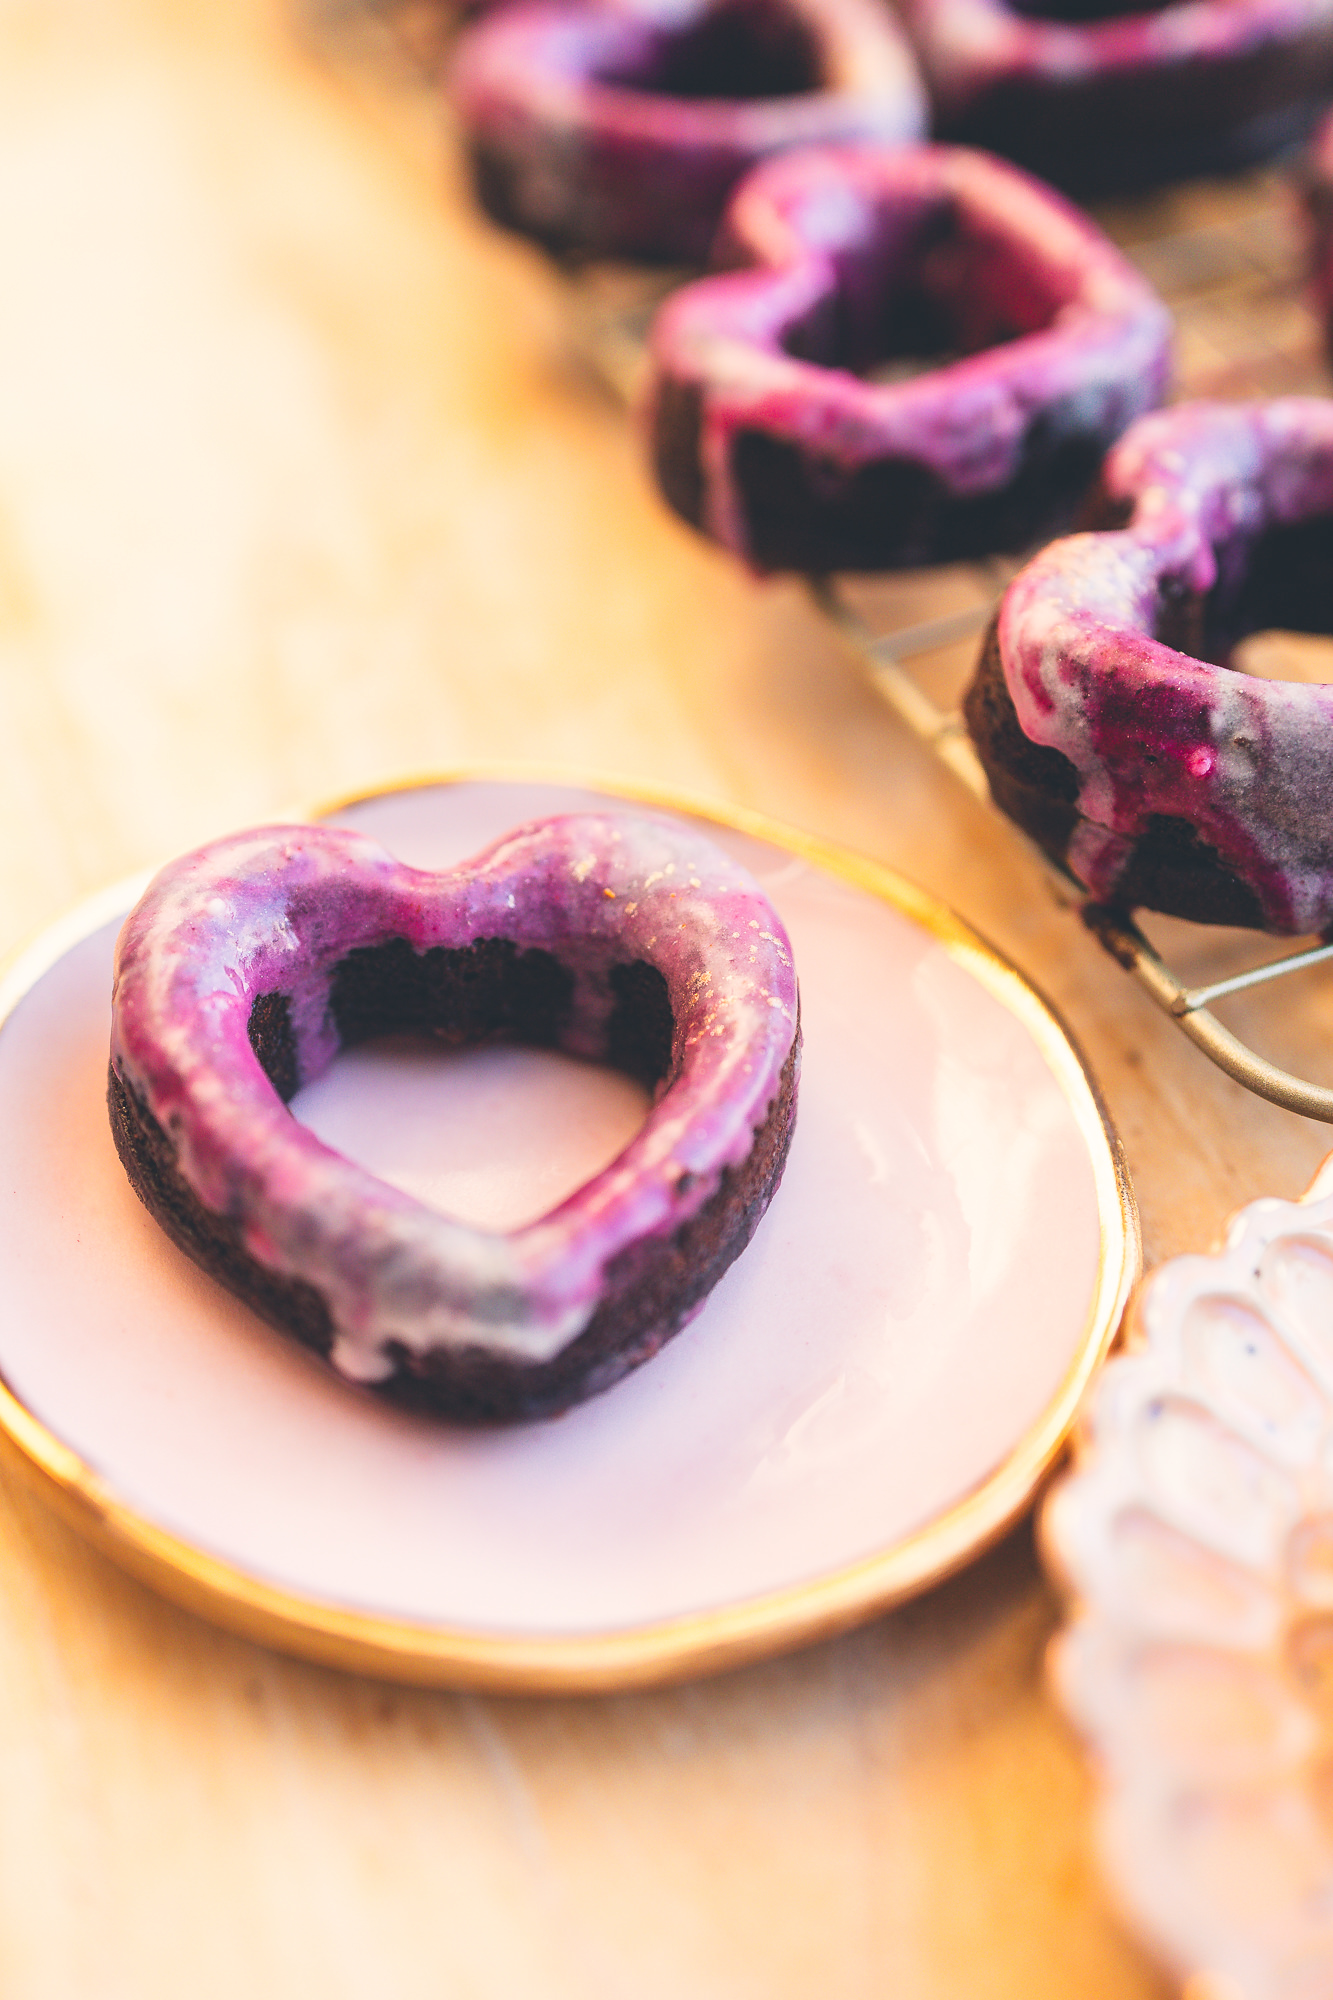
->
[0,4,1328,1993]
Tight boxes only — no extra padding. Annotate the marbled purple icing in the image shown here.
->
[907,0,1333,187]
[646,143,1171,565]
[999,399,1333,933]
[450,0,926,263]
[110,814,800,1382]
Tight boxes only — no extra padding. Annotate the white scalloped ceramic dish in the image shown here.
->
[0,775,1135,1689]
[1045,1153,1333,2000]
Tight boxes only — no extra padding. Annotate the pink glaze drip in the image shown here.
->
[450,0,926,263]
[110,814,800,1380]
[999,399,1333,933]
[646,142,1171,562]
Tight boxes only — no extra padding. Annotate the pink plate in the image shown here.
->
[0,777,1136,1688]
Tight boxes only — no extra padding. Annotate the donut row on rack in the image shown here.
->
[630,127,1333,938]
[449,0,1333,941]
[450,0,1333,260]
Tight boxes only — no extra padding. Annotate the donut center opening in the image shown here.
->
[777,198,1060,379]
[249,936,675,1232]
[290,1041,651,1233]
[1231,631,1333,683]
[1155,512,1333,683]
[597,0,823,100]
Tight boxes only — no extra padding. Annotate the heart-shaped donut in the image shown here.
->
[963,399,1333,934]
[108,812,801,1422]
[646,143,1172,572]
[450,0,926,263]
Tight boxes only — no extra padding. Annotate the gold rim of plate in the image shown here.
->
[0,766,1140,1692]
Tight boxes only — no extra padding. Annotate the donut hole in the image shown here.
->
[250,936,677,1096]
[1157,511,1333,680]
[777,197,1061,379]
[1231,630,1333,682]
[594,0,824,101]
[1223,512,1333,683]
[290,1040,651,1234]
[249,937,677,1233]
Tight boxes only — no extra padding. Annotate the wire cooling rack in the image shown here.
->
[809,167,1333,1119]
[555,164,1333,1118]
[299,0,1333,1119]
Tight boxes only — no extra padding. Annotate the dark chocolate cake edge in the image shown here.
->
[107,1030,800,1427]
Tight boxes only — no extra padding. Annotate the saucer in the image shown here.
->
[0,775,1136,1688]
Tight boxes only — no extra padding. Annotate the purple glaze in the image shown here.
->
[911,0,1333,118]
[645,142,1171,566]
[450,0,926,264]
[999,399,1333,933]
[110,814,800,1381]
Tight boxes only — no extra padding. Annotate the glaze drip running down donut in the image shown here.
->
[904,0,1333,193]
[647,142,1172,572]
[450,0,927,264]
[963,399,1333,935]
[108,813,801,1422]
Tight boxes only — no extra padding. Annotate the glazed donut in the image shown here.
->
[963,399,1333,935]
[108,813,801,1422]
[905,0,1333,193]
[647,143,1172,572]
[449,0,926,264]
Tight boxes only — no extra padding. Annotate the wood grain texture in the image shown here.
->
[0,1,1321,1992]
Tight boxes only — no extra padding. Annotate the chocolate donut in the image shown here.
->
[647,143,1172,572]
[108,813,801,1422]
[963,399,1333,934]
[450,0,926,264]
[905,0,1333,194]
